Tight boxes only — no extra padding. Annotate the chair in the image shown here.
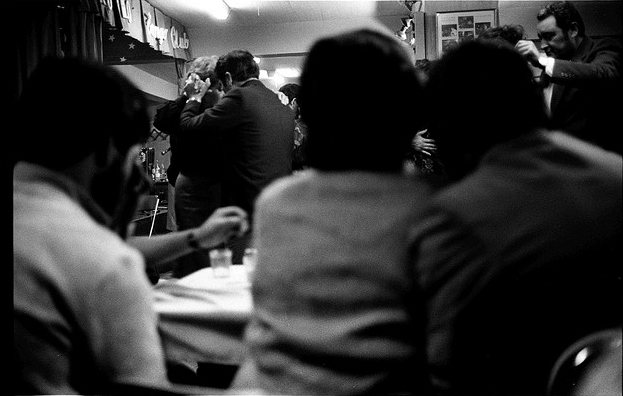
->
[136,194,160,237]
[444,249,621,395]
[547,328,622,396]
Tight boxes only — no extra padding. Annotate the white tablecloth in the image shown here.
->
[153,265,253,366]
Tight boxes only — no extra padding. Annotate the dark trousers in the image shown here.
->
[173,173,221,278]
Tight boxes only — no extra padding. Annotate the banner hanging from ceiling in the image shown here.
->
[103,0,192,64]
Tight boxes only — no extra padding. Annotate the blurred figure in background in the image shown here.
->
[154,55,227,278]
[13,57,248,394]
[278,83,309,171]
[515,0,622,154]
[180,49,294,265]
[404,58,445,182]
[478,24,526,46]
[239,29,433,395]
[415,40,621,395]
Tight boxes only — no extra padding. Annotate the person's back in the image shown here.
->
[415,40,622,394]
[13,169,166,393]
[242,29,432,395]
[219,78,294,210]
[13,57,168,393]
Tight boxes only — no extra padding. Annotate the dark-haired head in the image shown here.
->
[15,57,150,170]
[538,1,585,37]
[425,41,548,180]
[278,83,300,105]
[215,49,260,90]
[300,28,424,172]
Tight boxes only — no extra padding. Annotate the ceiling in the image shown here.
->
[146,1,414,28]
[134,1,416,90]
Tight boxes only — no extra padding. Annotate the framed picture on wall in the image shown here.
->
[436,9,496,57]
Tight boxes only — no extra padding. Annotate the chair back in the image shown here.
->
[547,328,622,396]
[446,248,621,395]
[136,195,160,237]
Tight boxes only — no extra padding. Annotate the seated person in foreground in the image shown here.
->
[13,57,248,394]
[240,29,434,395]
[413,40,622,395]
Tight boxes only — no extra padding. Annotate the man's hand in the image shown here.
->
[183,73,209,101]
[515,40,543,68]
[194,206,249,249]
[412,129,437,156]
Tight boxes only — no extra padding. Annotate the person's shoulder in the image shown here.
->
[257,171,314,205]
[588,35,622,53]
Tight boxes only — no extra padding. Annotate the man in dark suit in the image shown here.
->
[180,49,294,263]
[516,1,622,154]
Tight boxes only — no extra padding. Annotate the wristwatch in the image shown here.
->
[187,231,201,250]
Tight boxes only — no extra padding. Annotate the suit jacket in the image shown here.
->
[154,93,224,183]
[411,130,622,395]
[548,35,622,154]
[180,79,294,217]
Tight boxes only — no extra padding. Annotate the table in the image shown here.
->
[153,265,253,366]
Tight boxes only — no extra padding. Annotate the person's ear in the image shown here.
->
[568,22,579,39]
[224,72,233,86]
[289,97,298,112]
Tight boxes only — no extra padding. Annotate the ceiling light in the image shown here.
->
[272,73,285,86]
[275,68,300,78]
[188,0,230,20]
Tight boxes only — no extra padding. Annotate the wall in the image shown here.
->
[188,16,398,58]
[499,1,622,39]
[188,1,621,63]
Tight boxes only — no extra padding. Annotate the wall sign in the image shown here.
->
[436,9,496,57]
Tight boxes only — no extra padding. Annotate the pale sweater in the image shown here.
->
[244,170,432,395]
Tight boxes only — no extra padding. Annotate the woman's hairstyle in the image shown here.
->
[215,49,260,84]
[186,55,221,89]
[538,1,585,37]
[300,28,424,172]
[15,57,149,169]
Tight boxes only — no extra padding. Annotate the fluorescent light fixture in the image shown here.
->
[188,0,230,20]
[272,73,285,86]
[275,67,300,78]
[224,0,257,9]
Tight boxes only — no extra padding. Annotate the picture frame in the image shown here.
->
[436,9,497,57]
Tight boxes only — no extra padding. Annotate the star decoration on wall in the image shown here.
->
[104,28,176,65]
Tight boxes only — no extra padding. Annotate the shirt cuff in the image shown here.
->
[538,56,555,76]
